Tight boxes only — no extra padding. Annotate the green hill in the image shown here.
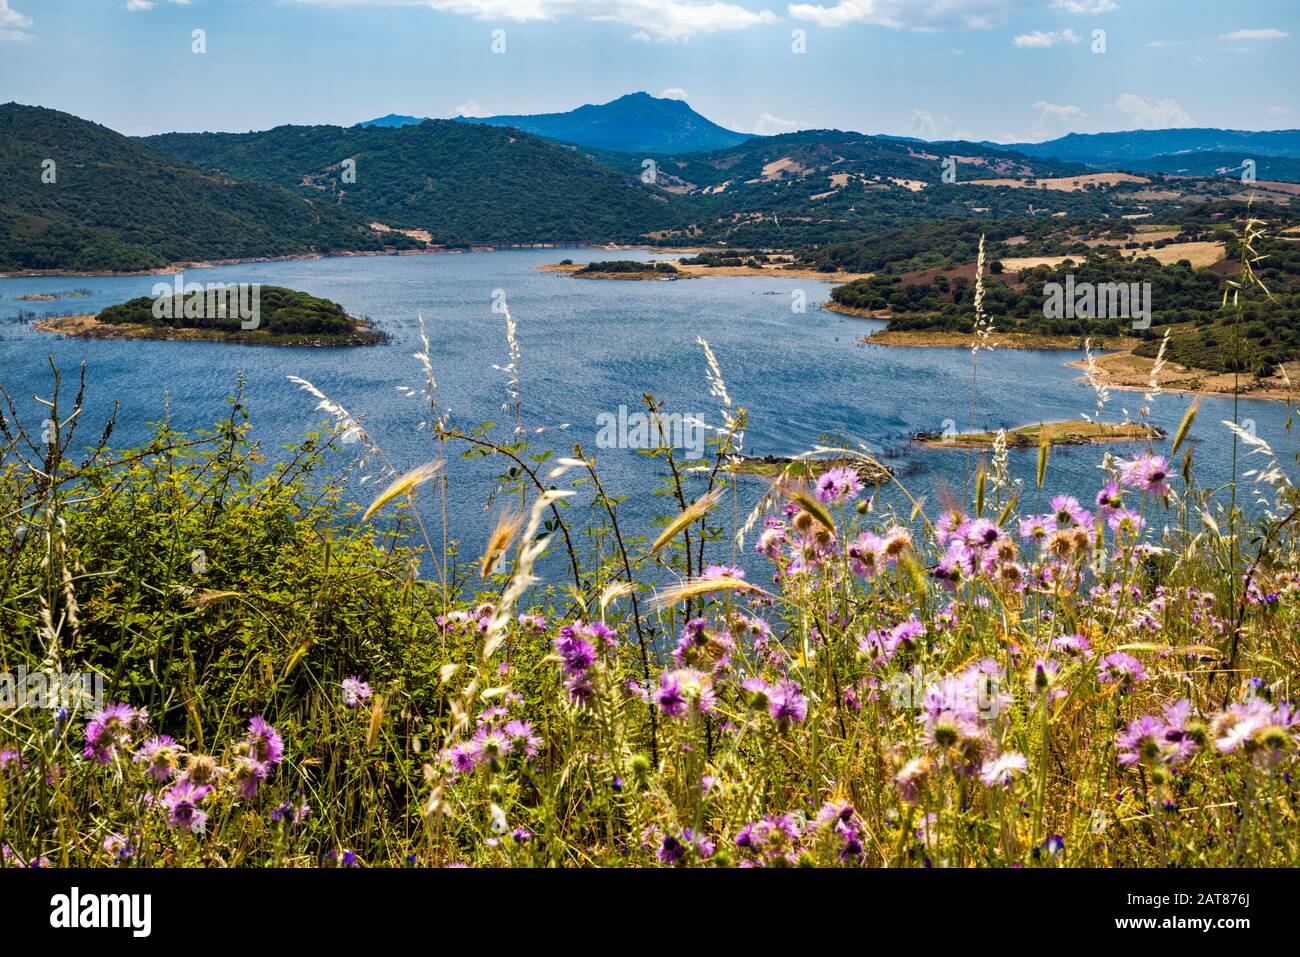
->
[143,120,685,245]
[459,92,751,154]
[0,103,404,273]
[98,285,357,337]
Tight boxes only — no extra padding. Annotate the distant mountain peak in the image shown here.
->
[454,92,751,154]
[356,113,430,129]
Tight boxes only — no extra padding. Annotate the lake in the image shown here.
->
[2,249,1293,577]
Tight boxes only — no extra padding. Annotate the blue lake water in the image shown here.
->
[2,250,1294,576]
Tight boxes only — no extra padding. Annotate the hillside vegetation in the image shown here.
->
[145,120,684,245]
[0,104,403,273]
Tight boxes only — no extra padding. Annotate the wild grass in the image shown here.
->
[0,220,1298,868]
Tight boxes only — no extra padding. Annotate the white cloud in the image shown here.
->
[787,0,1039,30]
[1114,93,1191,129]
[288,0,775,42]
[755,112,799,134]
[1218,28,1288,41]
[1031,99,1086,138]
[0,0,32,41]
[908,109,949,137]
[1034,100,1085,119]
[453,99,486,117]
[1012,28,1079,48]
[125,0,156,9]
[1145,39,1179,48]
[659,87,690,100]
[1052,0,1116,12]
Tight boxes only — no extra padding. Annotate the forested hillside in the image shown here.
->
[0,104,402,272]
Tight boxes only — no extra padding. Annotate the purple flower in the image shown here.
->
[1107,508,1145,536]
[979,752,1028,788]
[657,833,685,865]
[935,510,967,546]
[847,531,884,578]
[0,749,23,776]
[1018,514,1057,541]
[1098,652,1146,689]
[272,799,311,825]
[134,735,183,782]
[1118,453,1171,496]
[503,719,541,757]
[1050,495,1092,529]
[816,465,862,505]
[768,680,808,729]
[654,669,714,718]
[245,716,285,768]
[1051,633,1091,657]
[446,742,479,774]
[342,677,373,708]
[161,781,212,833]
[1117,714,1167,767]
[82,702,148,765]
[554,633,597,676]
[1095,481,1123,515]
[700,564,745,581]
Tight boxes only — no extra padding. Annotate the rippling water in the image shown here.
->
[3,250,1294,575]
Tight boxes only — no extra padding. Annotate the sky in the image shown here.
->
[0,0,1296,141]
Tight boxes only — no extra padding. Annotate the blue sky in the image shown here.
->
[0,0,1296,140]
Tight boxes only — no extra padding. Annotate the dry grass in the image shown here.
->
[1122,240,1227,267]
[962,173,1150,192]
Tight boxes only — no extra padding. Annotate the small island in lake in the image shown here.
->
[541,259,684,280]
[684,454,891,483]
[914,420,1163,449]
[36,285,383,347]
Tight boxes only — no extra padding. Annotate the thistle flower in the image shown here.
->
[0,749,23,776]
[272,799,311,825]
[1107,508,1145,536]
[655,669,715,718]
[1118,453,1171,496]
[1117,715,1169,767]
[1019,514,1056,540]
[847,532,885,578]
[342,677,373,708]
[1095,481,1124,515]
[161,781,212,833]
[1099,652,1146,690]
[134,735,184,782]
[741,676,772,710]
[979,751,1028,788]
[1050,495,1092,529]
[815,465,862,505]
[244,716,285,768]
[82,702,148,765]
[103,832,136,864]
[1051,633,1092,657]
[694,563,741,584]
[503,719,541,757]
[767,680,808,729]
[445,742,479,774]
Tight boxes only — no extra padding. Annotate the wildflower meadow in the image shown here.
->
[0,227,1297,874]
